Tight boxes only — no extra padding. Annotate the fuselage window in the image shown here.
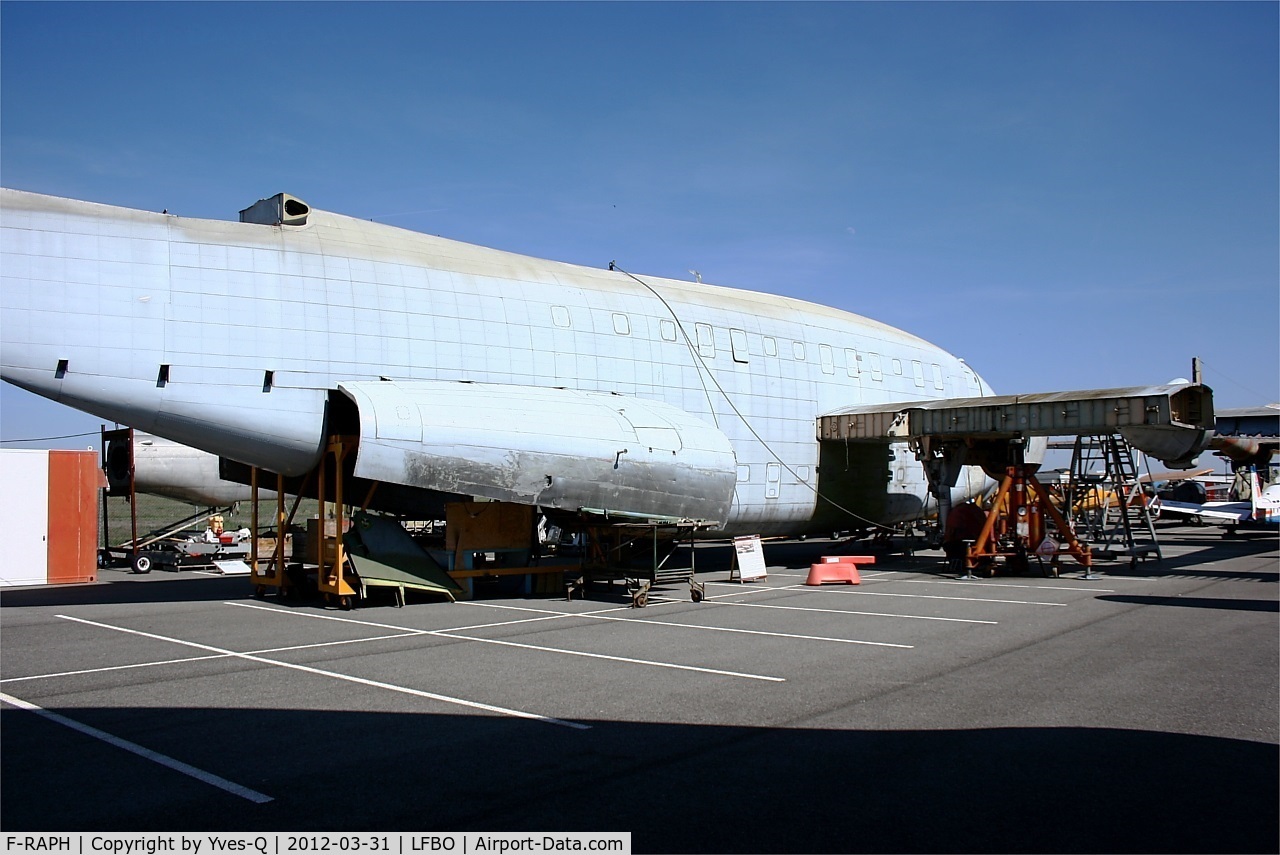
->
[612,313,631,336]
[892,358,903,375]
[736,464,751,482]
[868,352,883,381]
[695,323,715,358]
[912,360,925,388]
[792,341,805,361]
[797,465,810,482]
[660,319,677,342]
[551,306,571,328]
[820,344,835,374]
[763,336,778,357]
[931,363,945,390]
[730,328,749,364]
[845,348,861,377]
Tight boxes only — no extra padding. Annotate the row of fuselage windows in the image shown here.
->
[552,306,947,390]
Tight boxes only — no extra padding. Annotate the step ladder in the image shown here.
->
[1066,434,1161,565]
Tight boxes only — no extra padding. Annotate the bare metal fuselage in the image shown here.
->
[1,189,993,535]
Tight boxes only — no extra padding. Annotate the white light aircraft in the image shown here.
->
[0,189,1209,537]
[1154,468,1280,529]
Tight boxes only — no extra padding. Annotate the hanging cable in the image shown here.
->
[611,264,895,532]
[0,431,100,444]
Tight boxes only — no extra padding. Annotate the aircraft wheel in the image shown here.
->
[131,553,153,574]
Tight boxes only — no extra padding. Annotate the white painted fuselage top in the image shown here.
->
[0,189,994,535]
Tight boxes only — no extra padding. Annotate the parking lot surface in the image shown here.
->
[2,525,1276,853]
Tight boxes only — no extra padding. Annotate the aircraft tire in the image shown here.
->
[131,553,153,574]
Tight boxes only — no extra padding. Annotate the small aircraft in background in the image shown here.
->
[1152,467,1280,530]
[106,430,277,507]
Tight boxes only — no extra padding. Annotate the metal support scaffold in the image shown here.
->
[576,517,709,607]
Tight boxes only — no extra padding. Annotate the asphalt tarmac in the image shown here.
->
[2,524,1276,853]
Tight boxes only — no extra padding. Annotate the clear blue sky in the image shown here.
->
[2,1,1276,450]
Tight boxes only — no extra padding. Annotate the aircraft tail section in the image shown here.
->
[1249,468,1280,522]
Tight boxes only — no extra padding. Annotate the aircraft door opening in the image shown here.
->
[765,462,781,499]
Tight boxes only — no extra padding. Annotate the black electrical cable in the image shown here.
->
[0,431,100,444]
[611,264,895,532]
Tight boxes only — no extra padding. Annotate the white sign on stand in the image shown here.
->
[730,535,768,582]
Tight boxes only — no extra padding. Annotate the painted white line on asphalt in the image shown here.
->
[894,579,1117,593]
[776,586,1068,607]
[228,602,786,682]
[459,601,914,648]
[0,691,274,803]
[0,654,230,683]
[2,632,429,685]
[701,599,998,624]
[55,614,589,730]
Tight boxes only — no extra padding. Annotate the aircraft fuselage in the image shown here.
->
[1,189,993,535]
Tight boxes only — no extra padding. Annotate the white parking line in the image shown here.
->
[55,614,589,730]
[1,632,427,685]
[0,691,273,803]
[700,599,998,624]
[776,586,1068,607]
[458,601,914,648]
[0,654,231,683]
[228,602,786,682]
[893,578,1117,593]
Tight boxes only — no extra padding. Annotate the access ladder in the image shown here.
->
[1066,433,1161,565]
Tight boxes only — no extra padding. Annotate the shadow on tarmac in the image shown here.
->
[1098,594,1279,612]
[2,705,1276,853]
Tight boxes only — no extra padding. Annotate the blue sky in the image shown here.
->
[2,1,1276,449]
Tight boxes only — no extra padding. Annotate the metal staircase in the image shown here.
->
[1066,433,1161,566]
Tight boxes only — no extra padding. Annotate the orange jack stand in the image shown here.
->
[967,465,1095,579]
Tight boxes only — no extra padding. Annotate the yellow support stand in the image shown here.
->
[317,436,359,609]
[250,470,302,597]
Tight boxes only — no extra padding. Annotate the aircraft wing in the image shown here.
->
[819,382,1215,469]
[1153,499,1250,522]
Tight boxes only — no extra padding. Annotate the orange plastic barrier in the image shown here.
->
[806,555,874,586]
